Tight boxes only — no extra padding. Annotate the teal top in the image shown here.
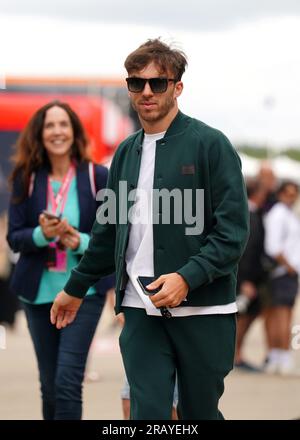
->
[20,176,96,304]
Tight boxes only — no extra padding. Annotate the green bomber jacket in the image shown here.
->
[64,111,249,313]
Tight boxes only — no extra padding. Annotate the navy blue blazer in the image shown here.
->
[7,161,114,302]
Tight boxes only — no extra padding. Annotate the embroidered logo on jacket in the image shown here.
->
[181,165,195,175]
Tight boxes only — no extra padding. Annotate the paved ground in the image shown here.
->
[1,298,300,420]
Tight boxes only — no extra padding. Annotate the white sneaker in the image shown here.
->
[278,362,300,377]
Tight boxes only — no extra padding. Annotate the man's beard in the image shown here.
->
[132,95,175,123]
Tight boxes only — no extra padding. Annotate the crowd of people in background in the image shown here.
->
[235,163,300,376]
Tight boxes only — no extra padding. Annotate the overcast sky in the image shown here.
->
[1,0,300,30]
[0,1,300,148]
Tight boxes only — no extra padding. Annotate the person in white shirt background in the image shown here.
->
[264,181,300,375]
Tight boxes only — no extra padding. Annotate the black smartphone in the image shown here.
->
[42,210,61,221]
[137,276,162,295]
[137,276,172,318]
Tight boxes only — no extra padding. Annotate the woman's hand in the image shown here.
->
[59,226,81,250]
[39,214,70,239]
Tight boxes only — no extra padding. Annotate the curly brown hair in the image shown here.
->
[9,100,90,201]
[124,38,188,81]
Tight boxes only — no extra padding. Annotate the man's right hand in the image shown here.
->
[50,290,83,329]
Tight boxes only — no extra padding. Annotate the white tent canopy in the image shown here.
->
[272,156,300,184]
[238,153,261,177]
[238,153,300,184]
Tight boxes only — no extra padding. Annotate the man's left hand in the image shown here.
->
[146,273,189,308]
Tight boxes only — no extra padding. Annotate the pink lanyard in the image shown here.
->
[47,164,76,217]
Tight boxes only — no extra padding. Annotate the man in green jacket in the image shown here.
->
[51,38,249,420]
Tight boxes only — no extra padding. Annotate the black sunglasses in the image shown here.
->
[126,77,176,93]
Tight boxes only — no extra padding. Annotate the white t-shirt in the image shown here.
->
[264,201,300,277]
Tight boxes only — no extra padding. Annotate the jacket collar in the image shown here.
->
[163,110,190,138]
[75,161,91,231]
[133,110,190,149]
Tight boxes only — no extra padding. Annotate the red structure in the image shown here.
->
[0,76,134,212]
[0,92,132,164]
[0,76,133,164]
